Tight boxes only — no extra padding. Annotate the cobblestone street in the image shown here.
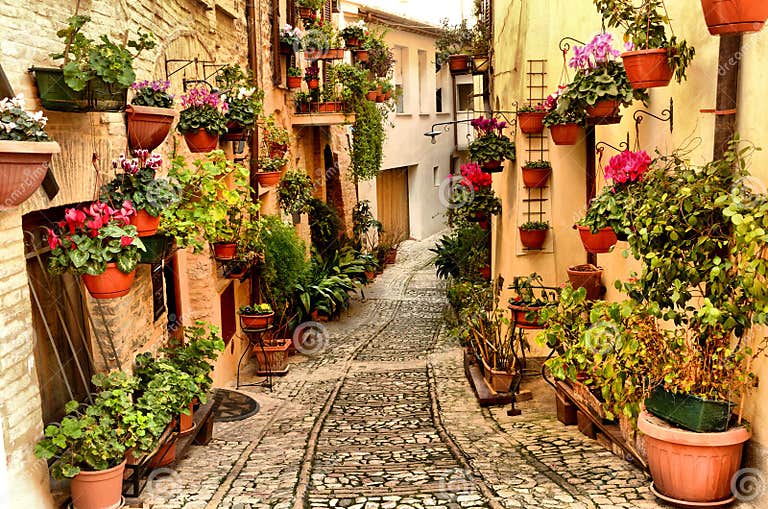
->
[142,237,666,509]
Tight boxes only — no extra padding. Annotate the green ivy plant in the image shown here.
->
[351,100,385,181]
[259,156,288,173]
[278,170,314,215]
[51,15,156,91]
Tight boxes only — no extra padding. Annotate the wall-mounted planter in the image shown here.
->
[30,67,127,112]
[82,263,136,299]
[519,227,547,249]
[481,160,504,173]
[447,54,471,75]
[550,123,581,145]
[304,48,345,60]
[577,226,618,254]
[0,140,60,210]
[306,78,320,90]
[521,166,551,188]
[701,0,768,35]
[256,171,282,187]
[586,100,620,118]
[472,55,490,74]
[518,112,546,134]
[183,129,218,153]
[645,386,736,433]
[220,121,249,142]
[125,104,176,152]
[287,75,302,89]
[621,49,673,89]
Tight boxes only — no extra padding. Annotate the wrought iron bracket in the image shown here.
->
[595,132,630,155]
[634,97,674,134]
[558,37,585,53]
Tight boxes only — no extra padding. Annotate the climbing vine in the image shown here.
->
[351,101,386,181]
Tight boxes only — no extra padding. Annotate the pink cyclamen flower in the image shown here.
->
[604,150,651,185]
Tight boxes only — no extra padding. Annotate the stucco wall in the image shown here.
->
[492,0,768,470]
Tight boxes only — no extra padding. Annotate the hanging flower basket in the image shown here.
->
[586,99,621,118]
[700,0,768,35]
[518,111,546,134]
[550,123,581,145]
[0,140,60,210]
[521,165,551,188]
[125,104,176,152]
[481,160,503,173]
[354,50,370,63]
[287,76,302,89]
[82,263,136,299]
[183,129,219,153]
[447,54,471,74]
[130,209,161,237]
[519,227,548,250]
[307,78,320,90]
[257,171,282,187]
[577,226,618,254]
[69,460,126,509]
[621,49,674,89]
[212,242,237,260]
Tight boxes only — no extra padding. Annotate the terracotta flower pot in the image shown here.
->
[566,264,604,300]
[149,437,177,468]
[518,111,546,134]
[125,104,176,152]
[287,75,302,89]
[0,140,60,210]
[70,460,126,509]
[481,160,504,173]
[366,90,378,101]
[375,93,385,103]
[131,209,161,237]
[183,128,218,153]
[318,102,336,113]
[621,49,674,89]
[550,123,581,145]
[638,411,751,504]
[251,338,292,375]
[307,78,319,90]
[586,99,621,118]
[221,121,249,142]
[343,36,360,48]
[577,226,618,254]
[481,357,515,393]
[257,171,282,187]
[521,166,551,188]
[179,400,196,434]
[82,263,136,299]
[240,312,275,329]
[701,0,768,35]
[296,102,310,114]
[355,50,370,63]
[212,242,237,260]
[519,227,548,249]
[508,304,544,329]
[447,54,471,74]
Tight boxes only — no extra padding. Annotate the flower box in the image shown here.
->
[645,386,735,433]
[31,67,126,112]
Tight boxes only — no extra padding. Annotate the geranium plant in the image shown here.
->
[162,321,225,403]
[0,95,51,141]
[100,150,179,218]
[288,67,302,77]
[177,87,229,135]
[468,116,516,166]
[523,160,551,169]
[130,80,174,108]
[47,201,144,276]
[259,156,289,173]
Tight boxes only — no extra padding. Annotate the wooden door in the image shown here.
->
[377,167,410,239]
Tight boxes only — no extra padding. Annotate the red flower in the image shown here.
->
[120,236,134,247]
[46,228,60,250]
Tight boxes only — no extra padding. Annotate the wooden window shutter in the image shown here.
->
[322,0,331,20]
[287,0,296,26]
[272,0,281,85]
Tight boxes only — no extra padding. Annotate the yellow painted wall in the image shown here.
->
[491,0,768,454]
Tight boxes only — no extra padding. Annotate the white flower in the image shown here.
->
[1,121,17,133]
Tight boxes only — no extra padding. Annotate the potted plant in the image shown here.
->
[470,17,491,74]
[576,194,620,254]
[252,336,293,375]
[517,104,548,135]
[296,0,324,20]
[594,0,696,89]
[278,170,313,217]
[294,91,312,113]
[365,82,379,102]
[700,0,768,35]
[126,80,176,152]
[432,226,490,283]
[304,65,320,90]
[31,15,155,112]
[521,160,552,188]
[280,24,303,54]
[100,150,179,237]
[0,95,60,209]
[177,86,228,153]
[560,33,646,120]
[365,33,396,78]
[468,116,516,173]
[240,303,275,329]
[565,264,604,301]
[35,372,153,509]
[215,65,263,141]
[543,87,585,145]
[341,21,367,48]
[355,34,372,63]
[519,221,549,250]
[303,19,345,60]
[287,67,303,89]
[508,273,557,329]
[436,19,475,74]
[263,116,290,158]
[257,156,288,187]
[47,201,145,298]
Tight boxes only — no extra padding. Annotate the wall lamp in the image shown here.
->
[424,119,474,144]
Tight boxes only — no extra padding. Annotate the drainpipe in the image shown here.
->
[246,0,260,191]
[713,35,742,160]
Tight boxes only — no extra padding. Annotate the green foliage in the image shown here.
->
[543,97,587,127]
[51,15,155,91]
[0,95,51,141]
[435,18,475,63]
[215,65,264,129]
[239,303,273,315]
[100,155,179,218]
[449,187,502,227]
[352,100,386,181]
[297,0,325,9]
[278,171,314,215]
[524,160,551,169]
[431,226,489,282]
[578,185,635,236]
[593,0,695,83]
[508,273,558,307]
[258,156,288,173]
[130,80,174,108]
[363,29,395,78]
[308,198,343,254]
[293,247,364,320]
[559,60,646,110]
[468,133,516,164]
[134,353,197,438]
[327,63,371,105]
[352,200,383,252]
[519,221,549,231]
[162,321,225,403]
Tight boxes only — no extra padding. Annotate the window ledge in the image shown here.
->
[396,113,413,117]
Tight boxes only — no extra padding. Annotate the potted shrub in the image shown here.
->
[560,33,646,120]
[341,21,367,48]
[240,303,275,329]
[304,65,320,90]
[177,87,228,153]
[517,104,548,134]
[287,67,303,89]
[47,201,144,298]
[521,160,552,188]
[508,273,557,329]
[700,0,768,35]
[436,19,475,74]
[543,88,585,146]
[257,156,288,187]
[126,80,176,152]
[280,24,303,54]
[278,170,313,216]
[519,221,549,250]
[31,15,155,112]
[0,95,60,209]
[215,65,263,142]
[594,0,695,89]
[296,0,324,20]
[452,162,499,228]
[100,150,179,237]
[468,116,516,173]
[263,116,290,158]
[35,372,152,509]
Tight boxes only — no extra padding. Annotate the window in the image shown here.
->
[456,83,475,112]
[151,263,166,321]
[395,85,404,113]
[220,283,236,345]
[433,166,440,187]
[418,50,429,114]
[436,87,443,113]
[394,46,407,113]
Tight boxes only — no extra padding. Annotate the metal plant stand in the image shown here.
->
[236,325,274,391]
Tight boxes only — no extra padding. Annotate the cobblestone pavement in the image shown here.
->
[142,236,699,509]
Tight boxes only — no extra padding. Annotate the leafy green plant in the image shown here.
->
[293,247,364,320]
[177,87,229,135]
[508,273,558,307]
[593,0,695,83]
[352,100,386,180]
[278,171,314,215]
[450,187,502,227]
[431,226,490,282]
[519,221,549,231]
[468,117,515,165]
[341,22,367,41]
[327,63,371,105]
[239,303,273,315]
[130,80,174,108]
[435,18,475,64]
[258,156,288,173]
[134,353,198,432]
[364,30,395,78]
[352,200,383,252]
[0,95,51,141]
[524,160,551,169]
[162,321,225,403]
[464,278,520,373]
[308,197,343,254]
[543,96,586,127]
[101,151,179,218]
[297,0,325,11]
[215,65,264,129]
